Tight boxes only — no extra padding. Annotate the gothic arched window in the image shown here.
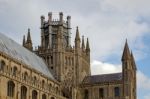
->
[0,60,5,71]
[21,86,27,99]
[42,94,46,99]
[42,80,45,89]
[24,72,28,81]
[13,66,17,76]
[51,97,55,99]
[52,34,56,48]
[33,76,37,85]
[49,83,52,91]
[51,56,53,65]
[84,89,89,99]
[114,87,120,97]
[32,90,38,99]
[99,88,104,98]
[7,81,15,97]
[56,87,59,94]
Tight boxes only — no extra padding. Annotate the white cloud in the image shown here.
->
[102,0,150,16]
[91,60,122,75]
[0,0,150,61]
[144,94,150,99]
[137,71,150,90]
[137,71,150,99]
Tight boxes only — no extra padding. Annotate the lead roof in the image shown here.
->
[83,73,122,84]
[0,33,54,79]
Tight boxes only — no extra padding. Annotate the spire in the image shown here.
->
[82,36,85,50]
[131,51,137,70]
[86,38,90,51]
[23,35,26,46]
[122,39,131,61]
[27,28,32,43]
[75,26,80,41]
[25,28,33,51]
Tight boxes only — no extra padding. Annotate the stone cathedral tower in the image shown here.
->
[24,12,91,98]
[21,12,137,99]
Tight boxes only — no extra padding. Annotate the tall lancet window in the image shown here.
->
[0,60,5,71]
[114,87,120,97]
[21,86,27,99]
[42,94,46,99]
[7,81,15,97]
[52,34,56,48]
[99,88,104,98]
[32,90,38,99]
[84,89,89,99]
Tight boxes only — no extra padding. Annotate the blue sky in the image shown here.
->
[0,0,150,98]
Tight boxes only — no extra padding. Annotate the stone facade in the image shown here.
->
[0,12,137,99]
[0,51,65,99]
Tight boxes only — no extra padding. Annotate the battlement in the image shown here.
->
[41,12,71,28]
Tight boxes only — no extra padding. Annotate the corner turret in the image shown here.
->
[59,12,63,24]
[48,12,52,23]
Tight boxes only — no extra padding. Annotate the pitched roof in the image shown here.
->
[0,33,54,79]
[82,73,122,84]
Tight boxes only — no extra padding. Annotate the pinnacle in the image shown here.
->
[86,38,90,51]
[27,28,32,43]
[121,40,131,61]
[23,35,26,46]
[75,26,80,41]
[82,35,85,49]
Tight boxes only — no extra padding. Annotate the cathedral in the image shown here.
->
[0,12,137,99]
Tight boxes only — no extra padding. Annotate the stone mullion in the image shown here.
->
[16,82,19,99]
[29,87,31,99]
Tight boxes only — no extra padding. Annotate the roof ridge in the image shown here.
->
[91,72,122,77]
